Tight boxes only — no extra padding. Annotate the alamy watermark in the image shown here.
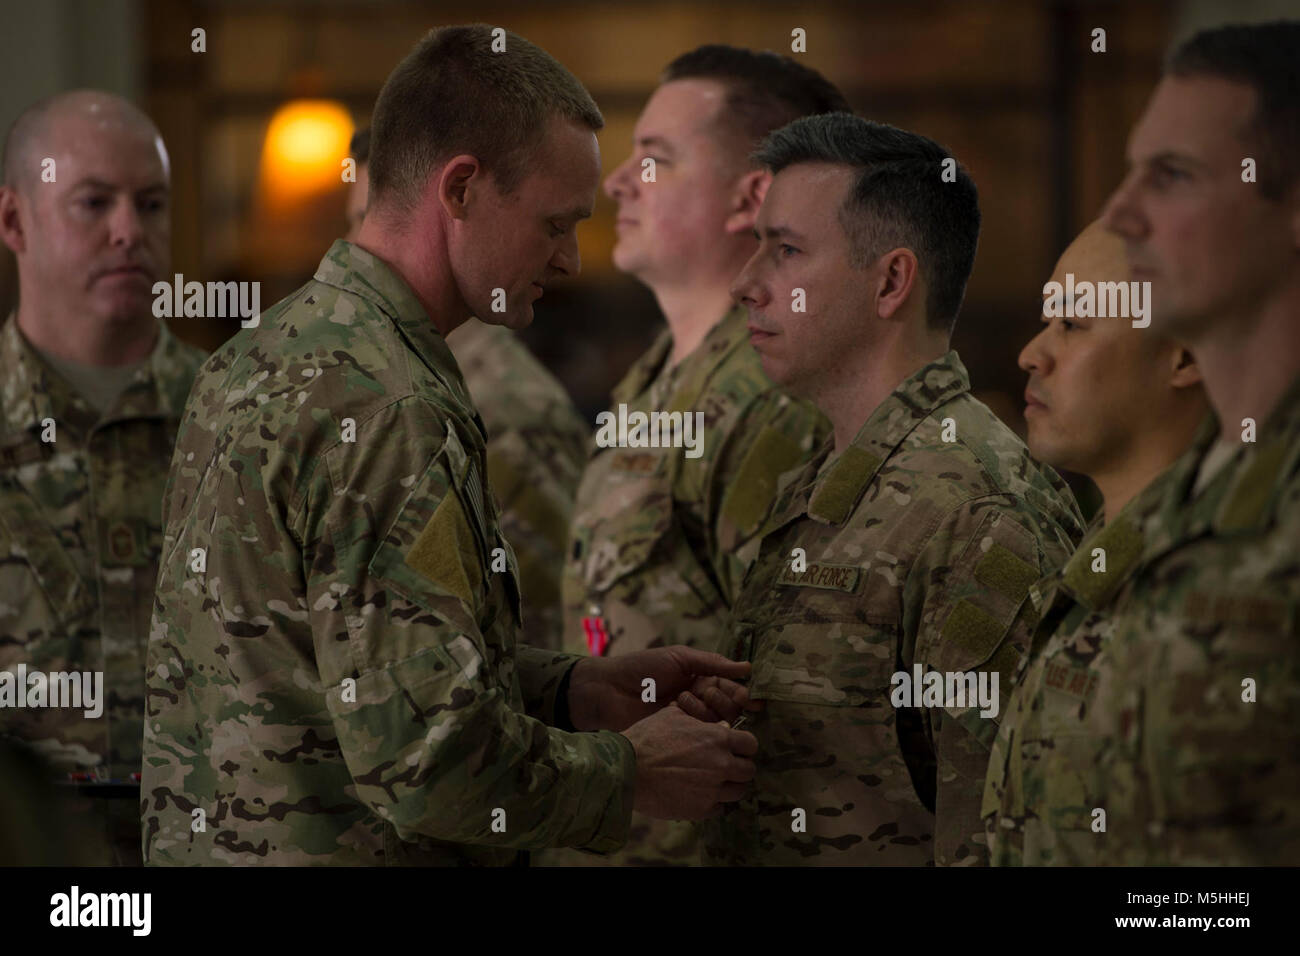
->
[1042,273,1151,328]
[594,404,705,459]
[890,664,999,718]
[0,665,103,718]
[152,274,262,327]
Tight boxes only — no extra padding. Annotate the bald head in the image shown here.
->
[0,90,172,363]
[1049,218,1127,289]
[3,90,168,194]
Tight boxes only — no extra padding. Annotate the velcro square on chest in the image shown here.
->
[808,447,882,524]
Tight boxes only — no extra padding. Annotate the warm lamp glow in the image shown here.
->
[259,99,353,206]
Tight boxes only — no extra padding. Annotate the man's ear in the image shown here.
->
[723,168,770,235]
[0,186,28,255]
[1168,344,1202,389]
[435,154,484,222]
[875,247,920,322]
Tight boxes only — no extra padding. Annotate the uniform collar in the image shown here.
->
[313,239,475,418]
[1,314,193,439]
[609,305,751,411]
[1049,370,1300,613]
[1145,369,1300,558]
[806,350,971,525]
[1054,462,1179,612]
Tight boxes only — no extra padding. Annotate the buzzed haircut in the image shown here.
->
[1168,20,1300,200]
[661,44,850,161]
[3,90,163,193]
[3,97,60,191]
[350,127,370,166]
[754,113,980,334]
[368,24,603,209]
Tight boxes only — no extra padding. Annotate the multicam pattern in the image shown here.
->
[0,315,204,864]
[447,319,589,652]
[702,351,1085,866]
[141,240,635,866]
[986,379,1300,865]
[551,306,830,866]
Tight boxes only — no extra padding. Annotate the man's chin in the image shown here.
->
[95,299,156,326]
[480,310,531,332]
[758,353,799,392]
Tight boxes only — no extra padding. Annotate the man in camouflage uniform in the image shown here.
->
[0,91,205,865]
[987,22,1300,865]
[981,222,1207,865]
[553,45,845,867]
[347,128,588,651]
[705,114,1085,866]
[142,25,758,866]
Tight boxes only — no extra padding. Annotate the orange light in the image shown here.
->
[258,99,353,208]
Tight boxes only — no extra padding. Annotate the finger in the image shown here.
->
[675,691,714,722]
[675,648,751,680]
[727,728,759,757]
[699,684,743,723]
[716,678,753,710]
[723,755,757,783]
[716,781,750,802]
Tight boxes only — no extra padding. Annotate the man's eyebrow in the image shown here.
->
[68,177,169,194]
[1134,149,1209,172]
[755,223,809,243]
[635,135,675,156]
[550,205,593,222]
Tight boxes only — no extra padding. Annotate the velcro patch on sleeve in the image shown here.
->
[940,598,1008,664]
[974,543,1040,604]
[405,490,479,605]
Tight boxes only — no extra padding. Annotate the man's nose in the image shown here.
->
[1100,171,1145,242]
[730,254,768,309]
[108,196,144,247]
[553,229,581,278]
[604,155,635,202]
[1018,324,1052,375]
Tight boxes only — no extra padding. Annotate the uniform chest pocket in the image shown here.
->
[747,616,895,709]
[0,477,93,639]
[576,453,675,593]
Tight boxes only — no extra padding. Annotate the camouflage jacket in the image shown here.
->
[446,319,589,651]
[702,351,1085,866]
[563,306,830,658]
[554,305,829,866]
[987,376,1300,865]
[141,240,635,866]
[0,315,204,863]
[982,477,1164,866]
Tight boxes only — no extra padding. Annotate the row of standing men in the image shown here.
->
[0,21,1296,866]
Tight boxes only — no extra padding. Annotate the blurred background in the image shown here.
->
[0,0,1293,458]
